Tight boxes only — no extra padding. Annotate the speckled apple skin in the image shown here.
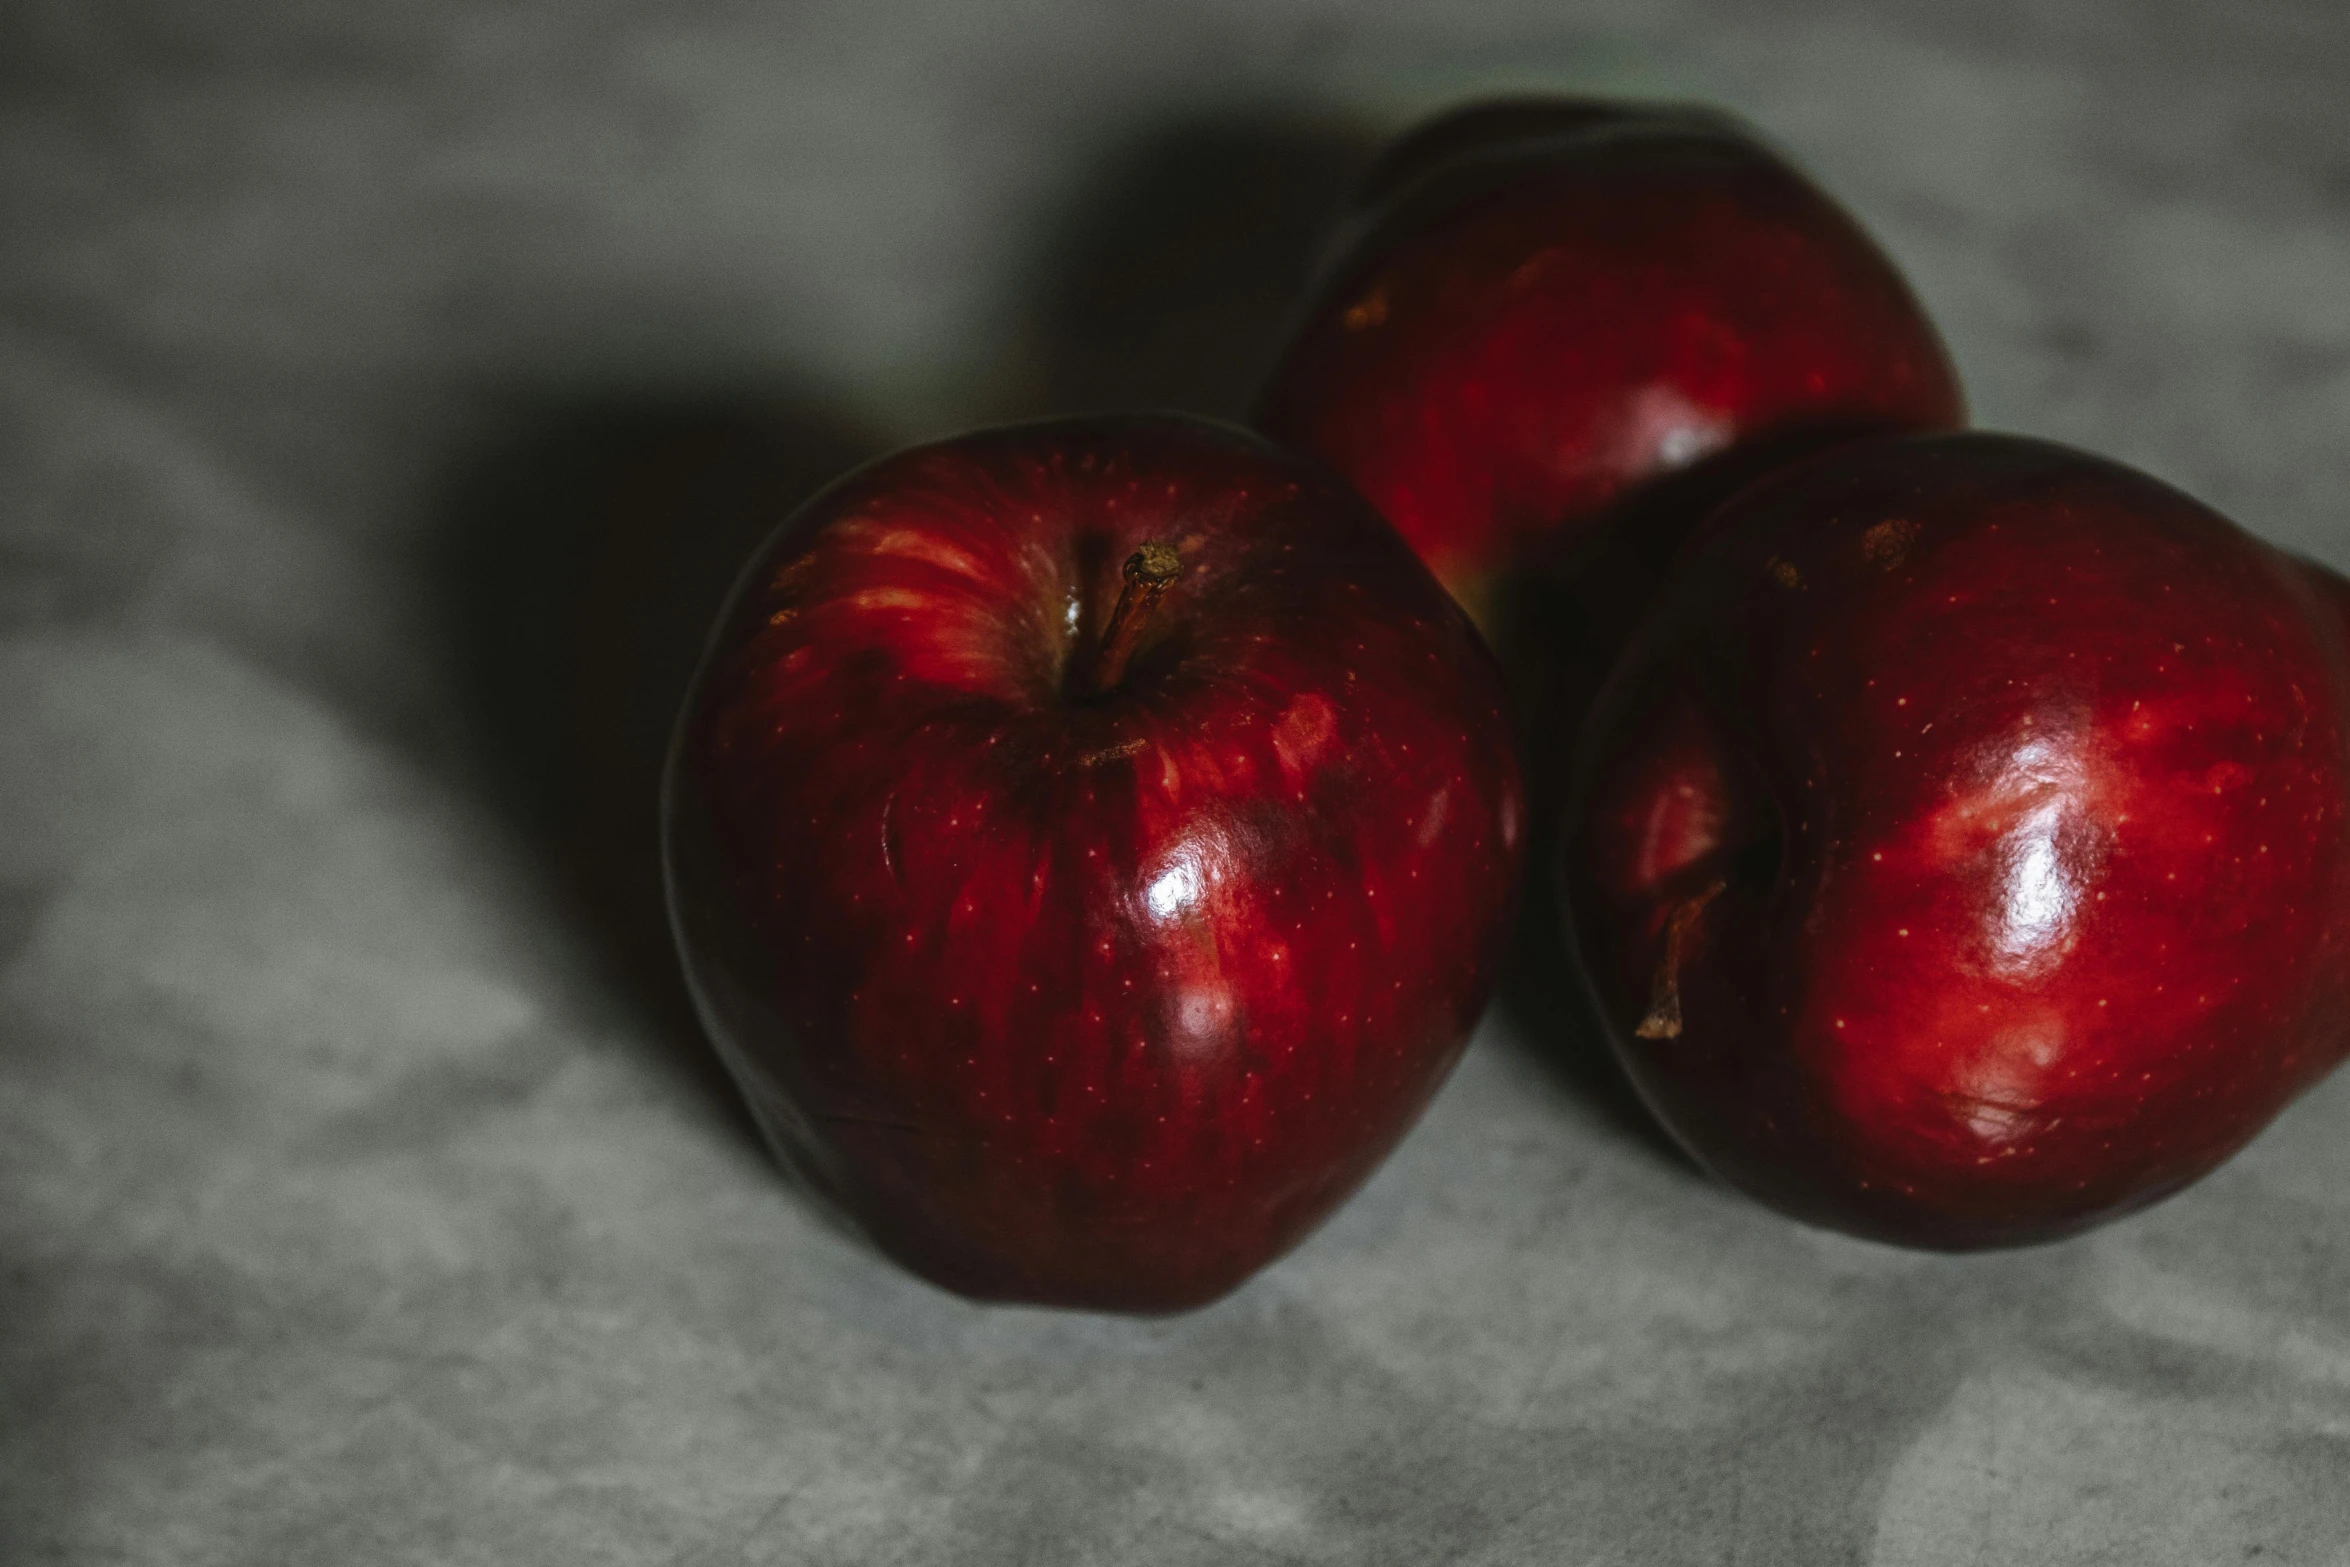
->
[1566,432,2350,1248]
[1256,98,1966,627]
[664,416,1525,1311]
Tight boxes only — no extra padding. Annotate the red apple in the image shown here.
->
[1256,96,1965,641]
[663,415,1525,1310]
[1566,431,2350,1247]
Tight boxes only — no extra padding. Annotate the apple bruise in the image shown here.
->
[1568,433,2350,1247]
[666,417,1524,1309]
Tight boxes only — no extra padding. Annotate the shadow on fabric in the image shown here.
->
[1003,107,1378,420]
[432,392,885,1150]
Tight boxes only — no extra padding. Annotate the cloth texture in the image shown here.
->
[4,1,2348,1561]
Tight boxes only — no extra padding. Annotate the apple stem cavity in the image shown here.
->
[1635,879,1725,1040]
[1086,541,1183,695]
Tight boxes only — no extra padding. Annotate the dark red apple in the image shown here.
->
[663,415,1524,1310]
[1566,431,2350,1247]
[1256,96,1965,644]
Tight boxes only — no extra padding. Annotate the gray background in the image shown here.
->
[5,1,2349,1561]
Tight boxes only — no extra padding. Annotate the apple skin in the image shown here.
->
[1256,96,1966,637]
[1565,431,2350,1248]
[663,415,1525,1311]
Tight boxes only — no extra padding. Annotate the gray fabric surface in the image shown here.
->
[5,1,2349,1561]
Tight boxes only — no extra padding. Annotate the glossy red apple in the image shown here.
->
[1256,96,1965,644]
[663,415,1524,1310]
[1566,431,2350,1247]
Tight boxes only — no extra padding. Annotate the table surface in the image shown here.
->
[5,2,2350,1562]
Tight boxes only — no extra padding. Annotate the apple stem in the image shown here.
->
[1087,542,1183,694]
[1634,879,1725,1041]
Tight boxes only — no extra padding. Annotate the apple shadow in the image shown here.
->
[432,390,886,1150]
[998,106,1380,420]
